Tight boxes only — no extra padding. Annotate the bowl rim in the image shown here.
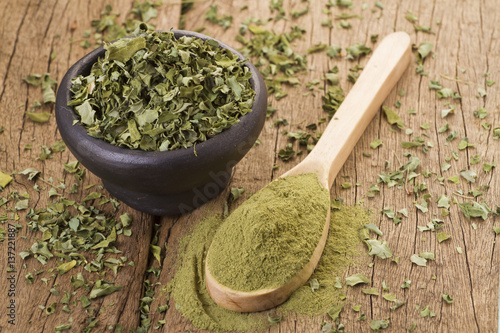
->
[55,29,267,168]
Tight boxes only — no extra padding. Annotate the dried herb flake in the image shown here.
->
[346,273,370,286]
[70,28,254,152]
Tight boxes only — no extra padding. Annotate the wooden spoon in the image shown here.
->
[205,32,411,313]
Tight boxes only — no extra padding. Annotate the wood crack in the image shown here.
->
[491,215,497,274]
[16,97,29,161]
[456,213,481,332]
[353,148,358,202]
[37,274,59,322]
[42,0,58,41]
[270,122,281,182]
[115,247,144,328]
[453,8,480,330]
[0,1,31,103]
[131,215,171,328]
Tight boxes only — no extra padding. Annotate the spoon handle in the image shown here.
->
[300,32,411,189]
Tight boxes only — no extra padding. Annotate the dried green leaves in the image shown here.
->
[365,239,392,259]
[346,273,370,286]
[360,223,392,259]
[105,36,146,62]
[417,42,433,62]
[57,260,77,275]
[26,111,51,123]
[416,42,433,75]
[205,5,233,30]
[237,24,306,100]
[458,201,490,220]
[69,27,255,151]
[89,280,123,299]
[323,86,345,118]
[22,73,57,124]
[410,254,428,267]
[383,106,404,129]
[0,170,13,190]
[23,193,129,268]
[346,43,372,60]
[23,73,57,104]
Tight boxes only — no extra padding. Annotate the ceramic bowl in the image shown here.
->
[55,30,267,216]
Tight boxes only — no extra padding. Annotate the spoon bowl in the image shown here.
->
[205,32,412,312]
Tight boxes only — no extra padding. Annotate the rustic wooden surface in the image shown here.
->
[1,0,499,332]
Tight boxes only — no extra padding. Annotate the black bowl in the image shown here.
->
[55,30,267,216]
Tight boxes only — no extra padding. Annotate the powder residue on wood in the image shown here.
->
[168,204,371,331]
[279,204,372,315]
[168,215,266,332]
[207,173,329,292]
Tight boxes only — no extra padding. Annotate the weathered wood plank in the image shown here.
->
[0,1,180,332]
[1,0,499,332]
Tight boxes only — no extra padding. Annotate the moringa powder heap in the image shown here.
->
[206,173,329,292]
[168,203,371,331]
[169,215,266,332]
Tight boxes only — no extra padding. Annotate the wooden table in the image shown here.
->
[1,0,499,332]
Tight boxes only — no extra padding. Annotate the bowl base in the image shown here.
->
[102,173,231,216]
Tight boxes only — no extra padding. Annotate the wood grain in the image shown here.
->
[0,0,499,332]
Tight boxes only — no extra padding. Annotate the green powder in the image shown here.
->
[169,203,371,331]
[169,215,268,332]
[279,204,372,315]
[207,173,329,291]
